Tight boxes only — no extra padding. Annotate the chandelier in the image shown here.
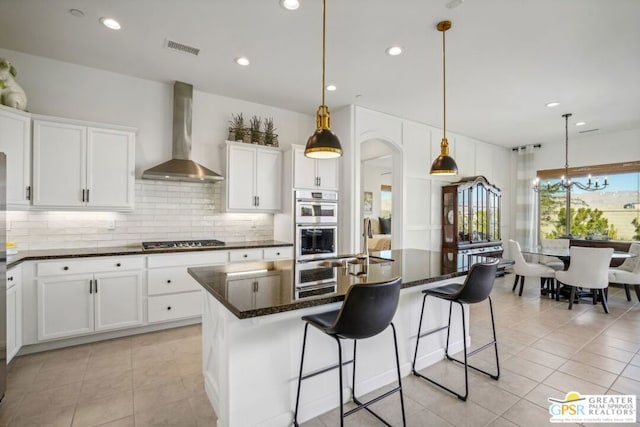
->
[533,113,608,192]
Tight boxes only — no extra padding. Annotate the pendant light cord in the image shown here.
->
[442,23,446,140]
[322,0,326,107]
[564,113,571,179]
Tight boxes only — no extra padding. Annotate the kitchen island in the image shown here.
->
[188,249,497,426]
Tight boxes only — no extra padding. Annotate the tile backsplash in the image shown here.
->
[7,180,275,251]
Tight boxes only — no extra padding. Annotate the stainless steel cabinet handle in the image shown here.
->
[82,189,86,202]
[89,279,93,294]
[256,196,259,206]
[86,189,90,203]
[63,266,69,271]
[167,279,172,283]
[167,306,172,311]
[318,177,321,187]
[243,254,248,258]
[116,263,121,267]
[26,186,31,201]
[94,279,98,293]
[7,276,13,281]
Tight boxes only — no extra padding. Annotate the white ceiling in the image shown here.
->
[1,0,639,147]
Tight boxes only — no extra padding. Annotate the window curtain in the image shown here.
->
[514,146,539,249]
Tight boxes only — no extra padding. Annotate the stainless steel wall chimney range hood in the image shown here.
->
[141,81,224,182]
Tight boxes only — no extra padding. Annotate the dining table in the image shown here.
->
[520,246,636,270]
[519,246,637,302]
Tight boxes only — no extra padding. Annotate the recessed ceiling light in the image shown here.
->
[100,17,121,30]
[326,84,337,91]
[69,9,85,18]
[446,0,464,8]
[545,101,560,108]
[280,0,300,10]
[386,46,403,56]
[575,121,586,126]
[235,57,250,66]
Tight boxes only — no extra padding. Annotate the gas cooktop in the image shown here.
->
[142,239,225,250]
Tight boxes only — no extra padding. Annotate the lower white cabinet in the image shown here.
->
[37,270,143,341]
[7,266,23,362]
[146,251,228,324]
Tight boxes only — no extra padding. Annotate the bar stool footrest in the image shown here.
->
[349,386,402,426]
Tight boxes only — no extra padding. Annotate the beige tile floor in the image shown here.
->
[1,274,639,426]
[0,324,215,426]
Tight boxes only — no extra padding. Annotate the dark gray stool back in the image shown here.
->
[328,277,402,339]
[456,261,499,304]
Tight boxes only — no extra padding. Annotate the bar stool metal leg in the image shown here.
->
[293,323,310,427]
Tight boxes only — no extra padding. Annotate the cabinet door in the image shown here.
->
[0,107,31,207]
[225,277,256,311]
[293,146,318,189]
[255,149,281,211]
[94,271,143,331]
[33,120,87,208]
[316,158,339,190]
[254,275,280,309]
[87,127,135,209]
[38,274,94,340]
[227,145,257,210]
[6,285,17,363]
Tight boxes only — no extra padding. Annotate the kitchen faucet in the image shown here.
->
[357,217,374,260]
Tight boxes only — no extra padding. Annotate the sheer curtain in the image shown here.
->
[514,146,539,249]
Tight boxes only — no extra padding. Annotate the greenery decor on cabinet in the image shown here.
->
[228,113,246,142]
[263,117,278,147]
[249,115,263,145]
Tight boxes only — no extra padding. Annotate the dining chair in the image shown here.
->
[555,246,613,313]
[608,243,640,303]
[540,238,570,271]
[509,240,556,297]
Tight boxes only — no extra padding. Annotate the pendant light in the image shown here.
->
[304,0,343,159]
[430,20,458,175]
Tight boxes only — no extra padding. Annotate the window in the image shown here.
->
[538,162,640,240]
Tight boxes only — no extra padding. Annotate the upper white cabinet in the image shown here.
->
[224,141,282,212]
[0,105,31,207]
[292,145,338,190]
[32,117,135,211]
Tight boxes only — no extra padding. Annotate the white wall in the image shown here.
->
[0,48,314,177]
[1,47,314,249]
[337,106,512,254]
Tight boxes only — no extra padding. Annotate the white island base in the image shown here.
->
[202,278,470,427]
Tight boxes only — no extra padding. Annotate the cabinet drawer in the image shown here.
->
[37,257,144,276]
[147,251,229,268]
[263,247,293,260]
[148,291,202,323]
[229,249,263,263]
[148,267,202,296]
[7,266,21,290]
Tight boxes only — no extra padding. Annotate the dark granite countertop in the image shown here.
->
[6,240,292,269]
[188,249,498,319]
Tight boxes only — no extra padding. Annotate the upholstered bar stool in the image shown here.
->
[412,260,500,401]
[293,277,406,427]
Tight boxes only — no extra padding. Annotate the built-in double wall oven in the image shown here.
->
[295,190,338,261]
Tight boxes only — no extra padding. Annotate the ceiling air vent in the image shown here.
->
[578,128,600,134]
[165,39,200,56]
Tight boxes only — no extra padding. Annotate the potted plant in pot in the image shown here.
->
[228,113,246,142]
[263,117,278,147]
[249,115,263,144]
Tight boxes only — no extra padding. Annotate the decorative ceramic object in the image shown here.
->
[0,58,27,111]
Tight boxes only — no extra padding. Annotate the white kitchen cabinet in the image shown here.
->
[226,273,280,310]
[6,266,23,362]
[224,141,282,212]
[94,271,144,331]
[32,117,135,211]
[36,256,144,340]
[146,251,228,324]
[0,105,31,208]
[292,145,339,190]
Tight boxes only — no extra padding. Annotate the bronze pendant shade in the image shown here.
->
[304,0,343,159]
[430,20,458,175]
